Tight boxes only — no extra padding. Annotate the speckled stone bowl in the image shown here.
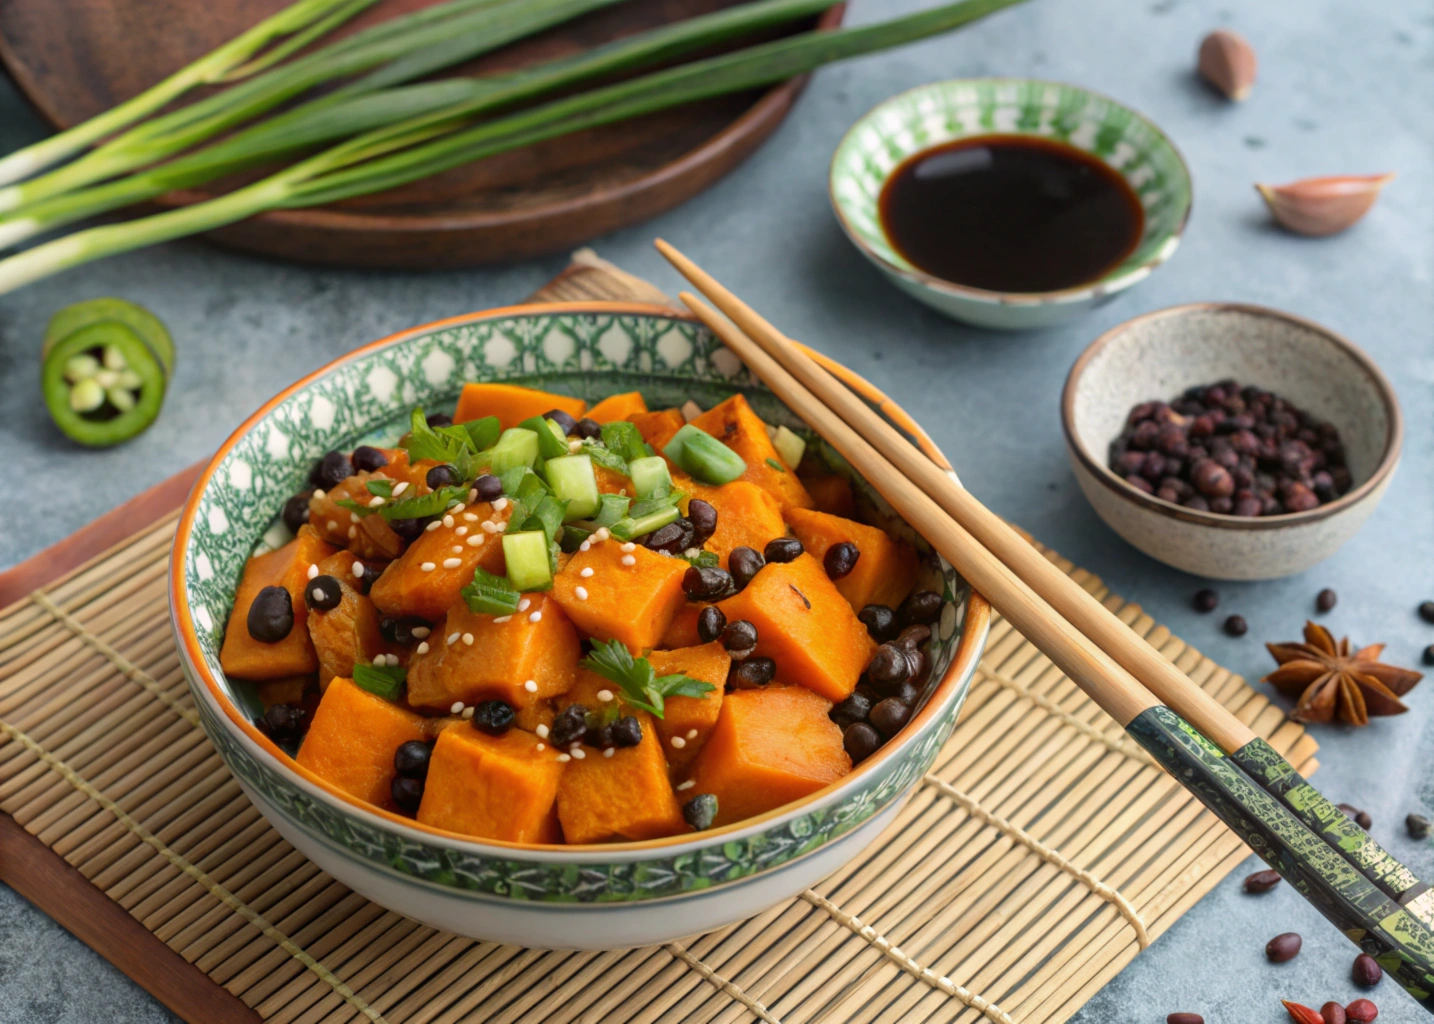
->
[1062,303,1402,580]
[829,78,1192,330]
[170,302,990,949]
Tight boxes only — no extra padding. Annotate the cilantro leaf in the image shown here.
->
[628,489,685,520]
[402,407,468,464]
[461,567,521,615]
[352,661,406,701]
[366,478,394,498]
[378,484,467,522]
[580,440,629,476]
[578,638,714,718]
[334,497,377,518]
[682,549,720,569]
[599,421,653,463]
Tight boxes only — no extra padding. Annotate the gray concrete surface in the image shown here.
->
[1,0,1431,1020]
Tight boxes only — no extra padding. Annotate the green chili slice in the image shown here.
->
[40,297,174,447]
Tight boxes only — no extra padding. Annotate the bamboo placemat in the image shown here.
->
[0,252,1318,1024]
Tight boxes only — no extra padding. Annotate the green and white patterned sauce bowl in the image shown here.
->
[170,302,990,949]
[830,79,1193,331]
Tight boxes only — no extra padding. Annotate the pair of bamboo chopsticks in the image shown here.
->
[655,239,1434,1011]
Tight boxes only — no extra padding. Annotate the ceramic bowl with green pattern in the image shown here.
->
[830,78,1193,330]
[170,302,990,949]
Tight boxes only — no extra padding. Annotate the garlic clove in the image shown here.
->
[1198,28,1257,101]
[1256,173,1395,237]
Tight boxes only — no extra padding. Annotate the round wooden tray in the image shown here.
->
[0,0,843,268]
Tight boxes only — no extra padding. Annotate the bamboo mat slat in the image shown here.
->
[0,252,1316,1024]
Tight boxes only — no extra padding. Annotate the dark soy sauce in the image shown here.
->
[878,134,1144,293]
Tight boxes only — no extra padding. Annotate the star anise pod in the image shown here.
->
[1263,620,1422,726]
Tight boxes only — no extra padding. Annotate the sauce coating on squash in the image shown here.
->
[295,676,427,809]
[688,395,812,510]
[418,725,564,843]
[784,507,919,613]
[369,498,512,621]
[220,526,337,680]
[646,643,728,773]
[453,382,585,430]
[551,540,688,652]
[556,707,687,843]
[308,449,433,561]
[307,550,395,690]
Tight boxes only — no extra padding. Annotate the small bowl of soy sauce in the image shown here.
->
[829,79,1192,331]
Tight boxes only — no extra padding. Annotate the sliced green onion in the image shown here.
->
[665,424,746,485]
[772,425,807,471]
[461,567,522,616]
[628,455,672,499]
[610,505,681,541]
[352,661,406,700]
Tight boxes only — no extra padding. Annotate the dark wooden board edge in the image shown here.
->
[0,814,262,1024]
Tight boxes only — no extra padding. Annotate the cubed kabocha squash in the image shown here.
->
[801,472,857,519]
[685,685,849,827]
[308,450,435,561]
[220,526,337,680]
[254,676,311,710]
[368,499,513,621]
[716,554,875,703]
[295,676,427,809]
[647,643,728,773]
[627,408,686,454]
[417,725,564,843]
[594,464,632,497]
[660,603,706,649]
[556,706,687,843]
[454,382,586,431]
[688,395,812,511]
[405,593,579,710]
[586,390,647,423]
[307,550,398,690]
[551,540,688,652]
[784,507,920,613]
[682,480,787,569]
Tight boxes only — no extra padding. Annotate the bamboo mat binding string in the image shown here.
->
[0,255,1318,1024]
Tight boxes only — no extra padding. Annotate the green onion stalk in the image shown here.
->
[0,0,1026,294]
[0,0,842,249]
[0,0,382,189]
[0,0,631,217]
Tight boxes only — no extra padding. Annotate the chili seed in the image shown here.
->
[1337,803,1373,829]
[390,776,424,815]
[305,575,343,612]
[858,604,899,643]
[686,499,718,546]
[544,408,578,435]
[1352,953,1383,987]
[1345,999,1378,1022]
[1321,1003,1347,1024]
[248,586,295,643]
[352,446,389,473]
[1223,614,1248,637]
[696,606,727,644]
[550,704,588,747]
[473,474,503,503]
[1166,1015,1204,1024]
[684,565,736,601]
[730,657,776,689]
[389,516,431,540]
[643,518,695,555]
[261,703,309,742]
[612,716,643,747]
[282,491,312,534]
[1316,588,1338,613]
[426,463,461,489]
[830,691,873,729]
[869,697,911,737]
[1243,869,1282,893]
[1193,588,1219,613]
[425,412,452,428]
[729,546,765,589]
[764,537,804,563]
[843,722,881,764]
[1419,601,1434,624]
[823,541,860,580]
[721,619,758,653]
[683,793,718,831]
[380,615,432,646]
[393,740,433,779]
[1265,931,1302,962]
[471,700,515,736]
[898,590,943,627]
[572,417,602,440]
[1407,814,1431,839]
[311,450,354,490]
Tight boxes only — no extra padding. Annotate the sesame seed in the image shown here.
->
[416,642,429,655]
[469,488,478,502]
[462,706,476,719]
[411,626,430,639]
[451,503,465,514]
[462,633,474,646]
[620,542,636,553]
[306,563,319,580]
[579,541,591,552]
[455,526,468,536]
[528,611,542,623]
[536,743,545,751]
[450,702,464,714]
[621,554,636,566]
[368,496,385,508]
[481,520,500,534]
[442,514,454,528]
[518,598,531,612]
[463,512,479,522]
[570,746,586,760]
[348,525,358,539]
[447,632,460,645]
[308,586,323,603]
[443,558,463,569]
[686,728,698,739]
[393,482,409,497]
[493,497,508,511]
[594,528,610,541]
[348,513,357,524]
[671,736,686,749]
[421,561,436,572]
[683,547,700,559]
[556,753,570,762]
[677,780,695,791]
[451,544,463,554]
[493,615,512,624]
[326,519,338,531]
[575,586,589,601]
[603,747,615,758]
[352,561,363,578]
[597,689,613,702]
[467,535,484,547]
[580,567,594,578]
[568,438,583,453]
[524,680,538,693]
[536,724,549,739]
[313,489,326,499]
[426,520,442,532]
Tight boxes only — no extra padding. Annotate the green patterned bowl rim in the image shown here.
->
[169,301,991,898]
[829,77,1193,307]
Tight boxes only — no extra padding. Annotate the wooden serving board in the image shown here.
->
[0,0,842,268]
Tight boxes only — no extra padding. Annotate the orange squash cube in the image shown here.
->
[368,499,512,621]
[220,527,338,680]
[307,550,397,689]
[688,395,812,510]
[295,676,427,810]
[587,390,648,423]
[551,540,688,652]
[556,708,687,843]
[647,643,728,773]
[405,593,579,710]
[686,686,850,827]
[801,473,857,519]
[454,382,585,431]
[627,408,686,453]
[683,481,787,569]
[659,603,705,649]
[717,554,875,702]
[308,450,433,561]
[418,726,564,843]
[785,507,920,613]
[594,464,631,497]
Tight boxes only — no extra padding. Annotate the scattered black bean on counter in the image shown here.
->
[1423,645,1434,668]
[1242,869,1282,894]
[1223,614,1248,638]
[1337,803,1373,829]
[1192,588,1219,613]
[1406,814,1431,840]
[1316,587,1338,613]
[1352,953,1384,988]
[1265,931,1302,962]
[248,585,295,643]
[1419,601,1434,625]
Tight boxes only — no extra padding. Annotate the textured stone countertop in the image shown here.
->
[1,0,1431,1020]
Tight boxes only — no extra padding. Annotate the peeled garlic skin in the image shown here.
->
[1256,173,1395,237]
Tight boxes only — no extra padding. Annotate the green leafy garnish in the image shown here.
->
[592,493,630,527]
[628,489,685,520]
[578,638,714,718]
[402,407,468,464]
[580,440,629,476]
[461,567,522,616]
[600,421,654,463]
[765,457,786,473]
[378,484,467,522]
[459,415,501,453]
[352,661,406,701]
[682,549,720,568]
[334,497,376,518]
[366,478,395,498]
